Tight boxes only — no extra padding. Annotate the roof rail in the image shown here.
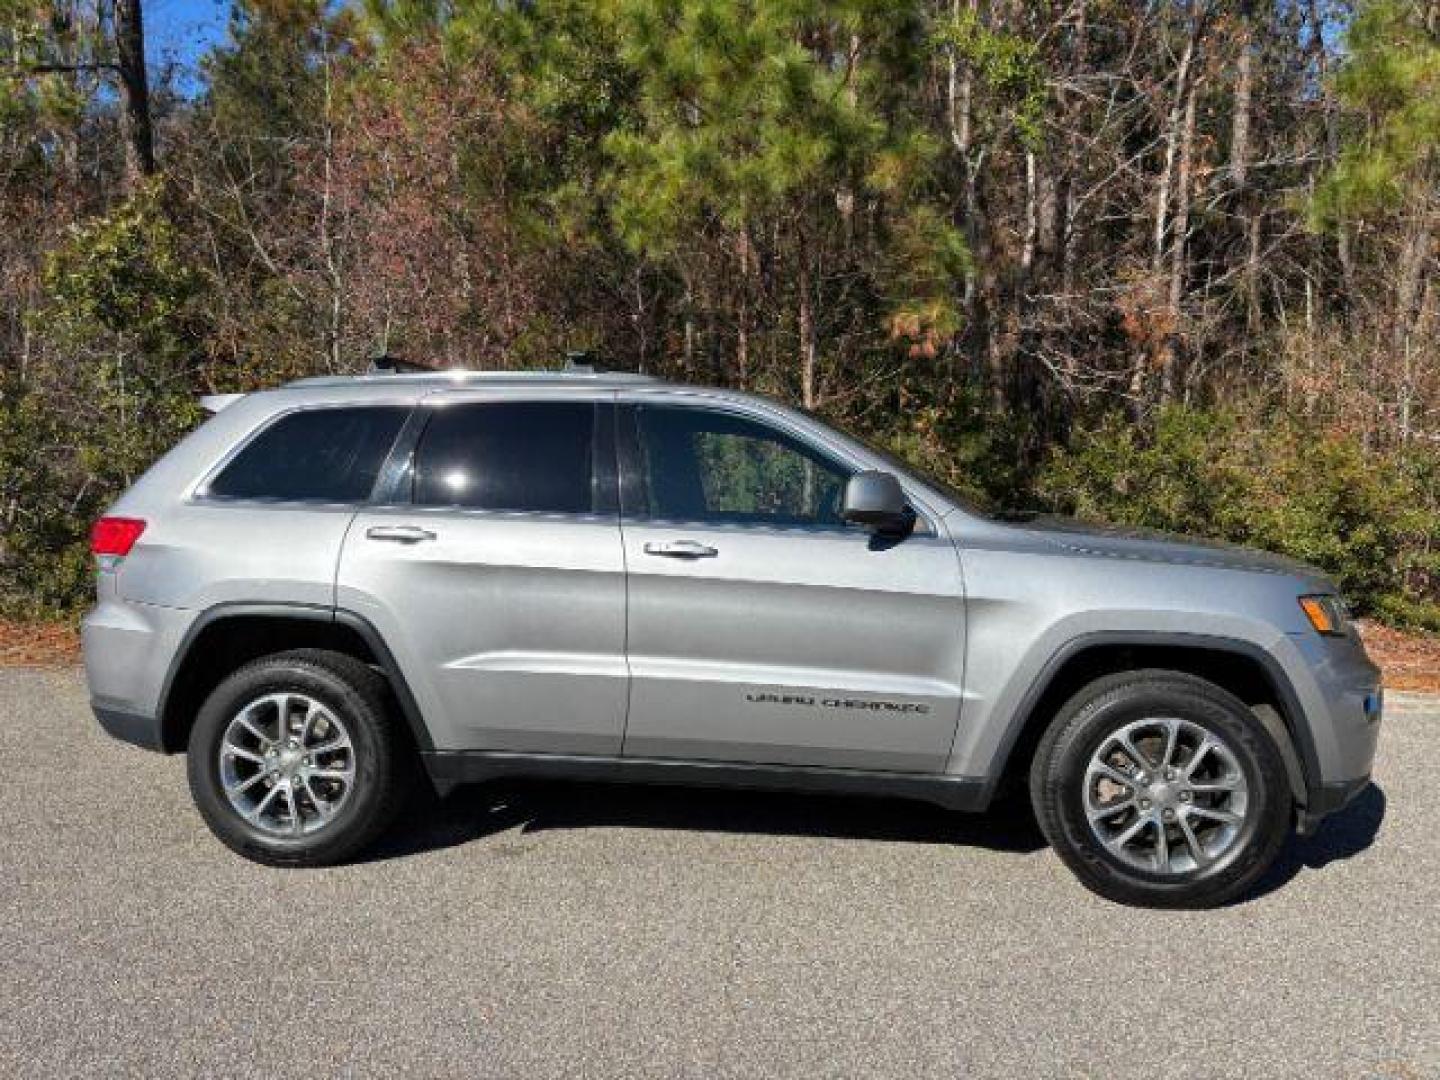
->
[287,368,661,388]
[367,354,434,375]
[564,350,603,374]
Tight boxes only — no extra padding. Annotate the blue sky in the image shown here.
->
[146,0,229,92]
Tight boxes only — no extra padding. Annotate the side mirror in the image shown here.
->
[842,471,912,535]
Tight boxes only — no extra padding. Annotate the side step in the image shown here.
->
[421,750,990,812]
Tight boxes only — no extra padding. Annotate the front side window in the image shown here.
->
[413,401,597,514]
[632,405,849,526]
[206,406,409,502]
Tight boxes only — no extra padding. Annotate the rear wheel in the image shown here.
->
[187,649,411,866]
[1030,670,1292,908]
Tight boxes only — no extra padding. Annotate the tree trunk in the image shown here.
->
[1021,150,1038,282]
[1309,0,1355,307]
[1018,149,1041,410]
[1161,70,1200,401]
[631,267,650,374]
[798,246,817,411]
[1143,10,1202,405]
[735,228,752,386]
[1393,225,1433,440]
[1229,12,1253,191]
[949,0,981,360]
[1244,211,1262,330]
[1060,0,1088,298]
[1231,5,1260,330]
[319,38,343,372]
[1152,21,1198,271]
[114,0,155,185]
[946,0,976,158]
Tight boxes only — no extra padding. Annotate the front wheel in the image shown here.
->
[187,649,412,866]
[1030,670,1292,908]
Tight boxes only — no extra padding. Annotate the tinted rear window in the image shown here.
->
[413,402,596,513]
[207,406,409,502]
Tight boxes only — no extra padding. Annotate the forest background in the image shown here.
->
[2,0,1439,635]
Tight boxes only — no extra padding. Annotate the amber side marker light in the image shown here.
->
[1299,595,1347,636]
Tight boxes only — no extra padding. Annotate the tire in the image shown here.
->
[186,649,413,866]
[1029,669,1292,909]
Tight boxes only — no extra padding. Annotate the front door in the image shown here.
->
[337,394,629,755]
[617,399,966,772]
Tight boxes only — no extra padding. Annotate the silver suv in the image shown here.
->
[83,370,1382,907]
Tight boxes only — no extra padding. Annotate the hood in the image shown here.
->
[1002,513,1332,582]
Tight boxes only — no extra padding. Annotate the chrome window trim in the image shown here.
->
[356,502,620,526]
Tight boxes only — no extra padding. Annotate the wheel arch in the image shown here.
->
[157,603,433,754]
[988,632,1316,809]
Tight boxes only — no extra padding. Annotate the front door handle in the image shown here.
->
[643,539,718,559]
[366,525,437,544]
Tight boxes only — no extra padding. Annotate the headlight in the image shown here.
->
[1299,594,1351,637]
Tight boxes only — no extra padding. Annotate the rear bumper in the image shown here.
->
[82,588,194,751]
[93,704,165,751]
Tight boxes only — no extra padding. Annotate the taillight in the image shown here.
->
[90,517,146,562]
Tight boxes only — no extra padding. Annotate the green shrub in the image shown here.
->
[1036,406,1440,625]
[0,186,205,617]
[859,382,1032,510]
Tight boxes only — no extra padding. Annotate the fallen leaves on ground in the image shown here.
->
[1357,620,1440,694]
[0,618,80,667]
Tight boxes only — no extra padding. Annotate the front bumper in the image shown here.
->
[1296,775,1372,835]
[1283,629,1382,815]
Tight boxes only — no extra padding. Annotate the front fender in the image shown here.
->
[956,622,1317,806]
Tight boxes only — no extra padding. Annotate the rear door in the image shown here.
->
[337,392,629,755]
[616,396,966,772]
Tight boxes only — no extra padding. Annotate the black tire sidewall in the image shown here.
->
[187,656,395,865]
[1034,673,1292,908]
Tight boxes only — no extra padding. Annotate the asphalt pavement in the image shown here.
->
[1,668,1435,1078]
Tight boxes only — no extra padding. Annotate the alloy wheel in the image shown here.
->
[218,692,356,837]
[1083,716,1251,875]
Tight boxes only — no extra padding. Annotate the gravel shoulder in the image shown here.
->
[1,669,1435,1078]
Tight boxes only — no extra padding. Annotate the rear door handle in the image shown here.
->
[643,539,718,559]
[366,525,437,544]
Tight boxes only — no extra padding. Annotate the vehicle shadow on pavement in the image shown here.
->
[1238,783,1387,904]
[364,781,1049,863]
[367,779,1387,890]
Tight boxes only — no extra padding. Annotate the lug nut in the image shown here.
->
[1163,808,1176,822]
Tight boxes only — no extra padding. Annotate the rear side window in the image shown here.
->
[206,406,408,502]
[412,402,597,514]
